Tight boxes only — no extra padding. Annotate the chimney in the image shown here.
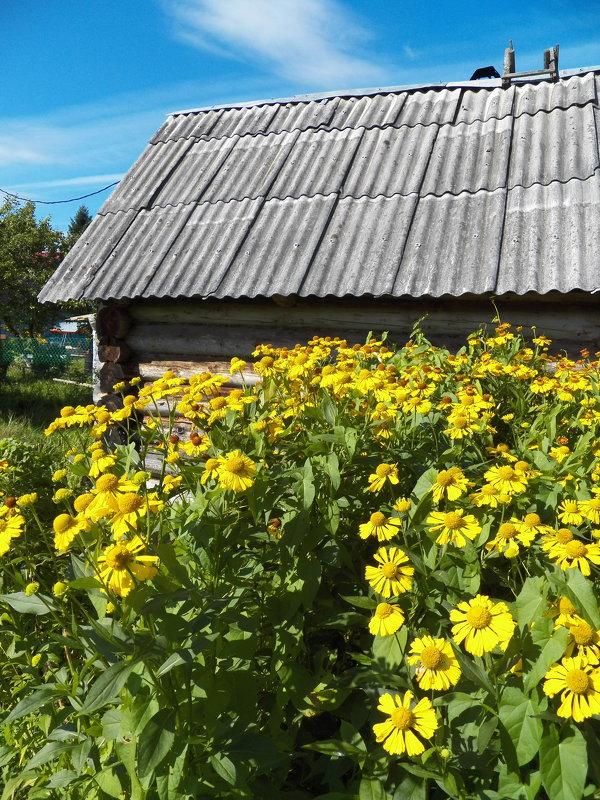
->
[502,42,559,88]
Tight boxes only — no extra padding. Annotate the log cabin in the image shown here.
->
[39,56,600,411]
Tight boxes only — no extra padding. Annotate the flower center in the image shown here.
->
[453,416,469,429]
[498,466,515,480]
[462,396,475,406]
[106,545,132,571]
[375,603,393,619]
[588,498,600,511]
[524,513,541,526]
[556,528,574,544]
[205,458,220,472]
[466,606,492,629]
[565,540,587,558]
[260,356,274,368]
[381,562,399,579]
[571,621,595,645]
[391,707,415,730]
[481,485,497,496]
[376,464,393,477]
[436,471,454,487]
[370,512,387,527]
[211,397,227,410]
[565,669,590,694]
[443,512,463,530]
[119,494,144,514]
[420,645,444,669]
[498,523,517,539]
[96,474,120,492]
[514,461,529,472]
[225,457,246,474]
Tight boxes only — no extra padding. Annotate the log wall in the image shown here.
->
[94,292,600,409]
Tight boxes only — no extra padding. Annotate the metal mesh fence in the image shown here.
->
[0,335,92,379]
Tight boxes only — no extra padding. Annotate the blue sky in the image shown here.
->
[2,0,599,232]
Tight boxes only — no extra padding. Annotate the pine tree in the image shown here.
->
[64,205,93,250]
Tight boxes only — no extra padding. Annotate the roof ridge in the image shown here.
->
[166,66,600,118]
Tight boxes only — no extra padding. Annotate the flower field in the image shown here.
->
[0,323,599,799]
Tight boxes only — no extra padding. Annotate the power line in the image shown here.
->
[0,180,120,205]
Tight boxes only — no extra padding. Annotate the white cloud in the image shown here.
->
[161,0,387,87]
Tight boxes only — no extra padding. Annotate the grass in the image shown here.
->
[0,364,92,443]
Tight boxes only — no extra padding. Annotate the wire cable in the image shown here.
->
[0,180,120,205]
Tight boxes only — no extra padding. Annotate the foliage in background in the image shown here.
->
[0,325,599,799]
[0,199,63,337]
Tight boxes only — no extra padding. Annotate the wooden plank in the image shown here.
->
[137,359,260,385]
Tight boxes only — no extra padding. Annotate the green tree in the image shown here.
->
[64,205,92,250]
[0,198,64,337]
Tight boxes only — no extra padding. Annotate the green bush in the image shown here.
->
[0,325,599,799]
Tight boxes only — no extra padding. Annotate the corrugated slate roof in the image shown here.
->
[40,68,600,303]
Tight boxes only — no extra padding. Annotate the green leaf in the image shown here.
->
[0,591,54,615]
[68,577,103,590]
[498,686,543,766]
[340,595,377,610]
[45,771,79,789]
[372,627,408,669]
[562,569,600,629]
[303,739,365,758]
[94,767,125,798]
[523,626,569,693]
[80,660,134,714]
[476,714,498,754]
[302,458,315,509]
[540,725,587,800]
[210,753,237,785]
[24,740,78,771]
[138,708,176,779]
[452,648,494,694]
[359,776,386,800]
[513,576,548,629]
[327,452,341,490]
[3,684,64,724]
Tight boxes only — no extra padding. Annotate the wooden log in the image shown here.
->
[98,362,138,394]
[98,343,133,363]
[97,306,132,339]
[137,359,260,386]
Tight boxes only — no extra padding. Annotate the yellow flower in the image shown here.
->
[53,514,89,552]
[217,451,256,492]
[557,500,584,526]
[483,465,527,495]
[543,656,600,722]
[373,691,438,756]
[566,620,600,664]
[16,493,37,507]
[88,449,117,478]
[444,415,480,439]
[426,509,481,547]
[53,581,68,597]
[369,603,405,636]
[52,469,67,482]
[549,538,600,576]
[201,458,222,485]
[365,547,414,598]
[547,596,584,629]
[359,512,401,542]
[53,487,73,502]
[450,595,516,657]
[407,636,461,691]
[110,493,149,539]
[485,522,535,559]
[230,357,247,374]
[87,474,140,521]
[97,535,159,597]
[469,484,510,508]
[368,463,399,492]
[431,467,470,503]
[0,514,24,555]
[579,496,600,525]
[24,582,39,596]
[393,497,411,514]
